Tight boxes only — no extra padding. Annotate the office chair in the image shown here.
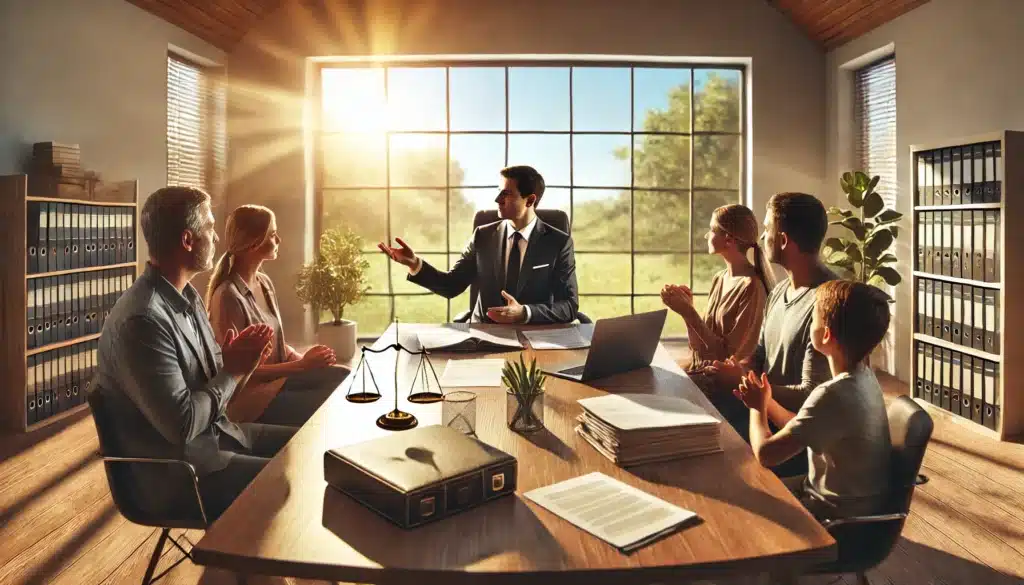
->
[87,388,248,585]
[453,209,592,324]
[807,395,934,585]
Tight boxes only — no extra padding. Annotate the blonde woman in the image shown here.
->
[661,204,774,391]
[206,205,348,426]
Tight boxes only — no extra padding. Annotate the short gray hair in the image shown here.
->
[141,186,211,261]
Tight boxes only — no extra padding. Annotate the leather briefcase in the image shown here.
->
[324,425,518,528]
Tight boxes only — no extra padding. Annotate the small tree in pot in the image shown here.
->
[296,227,370,361]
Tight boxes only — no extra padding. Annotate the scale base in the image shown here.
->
[376,409,418,430]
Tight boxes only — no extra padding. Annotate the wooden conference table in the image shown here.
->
[191,323,836,584]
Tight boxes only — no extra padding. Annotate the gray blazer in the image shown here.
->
[94,263,248,481]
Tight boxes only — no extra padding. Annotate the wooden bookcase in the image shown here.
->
[0,174,139,432]
[909,131,1023,440]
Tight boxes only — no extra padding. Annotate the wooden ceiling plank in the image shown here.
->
[207,0,261,20]
[126,0,233,48]
[174,0,249,37]
[795,0,865,26]
[811,0,877,38]
[818,0,897,40]
[823,0,930,48]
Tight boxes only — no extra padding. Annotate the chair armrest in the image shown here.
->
[821,512,907,529]
[102,456,208,525]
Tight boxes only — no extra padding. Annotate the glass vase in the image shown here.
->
[506,390,544,434]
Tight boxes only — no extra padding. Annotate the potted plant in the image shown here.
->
[295,227,370,362]
[502,354,546,434]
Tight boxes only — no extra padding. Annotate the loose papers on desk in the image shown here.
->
[439,359,505,387]
[575,393,722,466]
[523,471,699,553]
[522,326,591,350]
[416,324,524,353]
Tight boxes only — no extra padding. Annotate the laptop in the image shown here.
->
[543,309,668,382]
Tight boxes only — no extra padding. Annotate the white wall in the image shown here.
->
[826,0,1024,383]
[226,0,828,341]
[0,0,224,263]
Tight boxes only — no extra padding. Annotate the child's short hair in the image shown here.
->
[815,280,891,364]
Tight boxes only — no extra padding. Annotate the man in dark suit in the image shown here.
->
[378,165,579,324]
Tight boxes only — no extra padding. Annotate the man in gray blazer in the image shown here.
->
[93,186,294,521]
[379,165,580,324]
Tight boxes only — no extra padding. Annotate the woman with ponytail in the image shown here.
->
[661,204,774,391]
[206,205,347,426]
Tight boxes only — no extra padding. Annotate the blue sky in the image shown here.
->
[322,65,739,202]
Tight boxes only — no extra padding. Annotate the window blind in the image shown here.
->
[854,57,897,208]
[167,53,225,195]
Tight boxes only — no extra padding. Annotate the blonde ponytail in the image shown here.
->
[205,251,234,308]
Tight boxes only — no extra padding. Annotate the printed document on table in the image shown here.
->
[523,471,698,553]
[522,327,591,350]
[439,358,505,387]
[417,324,524,352]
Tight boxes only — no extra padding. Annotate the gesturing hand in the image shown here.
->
[486,290,526,324]
[734,370,772,412]
[221,324,274,376]
[660,283,694,314]
[300,344,337,369]
[377,237,418,268]
[702,357,746,390]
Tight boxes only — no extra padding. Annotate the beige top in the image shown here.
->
[688,269,768,371]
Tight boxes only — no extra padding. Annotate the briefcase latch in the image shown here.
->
[419,496,436,517]
[491,472,505,492]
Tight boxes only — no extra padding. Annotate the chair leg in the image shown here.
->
[856,572,871,585]
[142,528,170,585]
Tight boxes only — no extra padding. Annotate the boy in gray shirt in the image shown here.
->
[734,280,893,520]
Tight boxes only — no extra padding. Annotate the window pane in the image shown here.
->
[344,295,391,337]
[394,295,449,325]
[573,135,630,188]
[389,134,447,188]
[634,295,686,338]
[360,253,390,298]
[390,189,447,253]
[449,188,496,252]
[634,68,690,133]
[693,254,721,293]
[576,253,630,294]
[635,190,688,251]
[633,135,689,188]
[694,69,741,133]
[634,254,688,294]
[692,190,739,250]
[387,67,447,131]
[508,134,570,186]
[509,67,569,131]
[450,67,505,131]
[321,68,386,133]
[323,132,386,188]
[572,67,630,131]
[450,134,505,188]
[579,296,631,322]
[694,135,740,189]
[572,189,630,251]
[541,187,571,227]
[322,189,387,249]
[392,254,447,294]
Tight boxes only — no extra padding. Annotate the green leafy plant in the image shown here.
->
[502,354,546,432]
[295,227,370,324]
[823,171,903,293]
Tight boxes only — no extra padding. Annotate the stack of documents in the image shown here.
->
[416,324,524,353]
[575,393,722,466]
[523,471,699,553]
[522,326,591,350]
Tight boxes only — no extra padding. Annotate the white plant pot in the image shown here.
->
[317,319,357,363]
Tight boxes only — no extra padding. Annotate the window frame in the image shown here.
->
[314,58,748,339]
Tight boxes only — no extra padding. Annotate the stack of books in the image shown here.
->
[27,142,95,199]
[575,393,722,467]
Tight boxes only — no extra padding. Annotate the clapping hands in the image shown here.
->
[660,283,693,315]
[734,370,772,412]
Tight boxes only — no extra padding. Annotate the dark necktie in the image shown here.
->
[505,231,523,293]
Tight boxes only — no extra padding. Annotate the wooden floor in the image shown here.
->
[1,351,1021,585]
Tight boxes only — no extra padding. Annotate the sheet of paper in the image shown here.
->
[417,324,524,351]
[523,327,591,350]
[576,393,719,431]
[439,358,506,387]
[417,328,473,350]
[523,472,698,553]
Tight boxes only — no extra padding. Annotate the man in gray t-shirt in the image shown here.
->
[703,192,836,476]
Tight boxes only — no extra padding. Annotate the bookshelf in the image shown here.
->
[0,174,139,432]
[910,131,1024,441]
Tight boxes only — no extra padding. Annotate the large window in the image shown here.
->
[317,61,745,338]
[167,53,225,195]
[855,56,896,207]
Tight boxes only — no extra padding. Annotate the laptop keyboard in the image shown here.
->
[561,364,586,376]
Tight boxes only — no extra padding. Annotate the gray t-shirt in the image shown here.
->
[751,275,835,411]
[786,364,892,514]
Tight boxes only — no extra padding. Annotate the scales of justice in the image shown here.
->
[344,319,444,430]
